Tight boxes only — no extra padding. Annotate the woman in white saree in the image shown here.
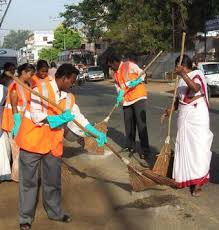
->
[162,55,213,196]
[0,84,11,181]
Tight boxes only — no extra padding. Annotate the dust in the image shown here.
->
[114,194,179,210]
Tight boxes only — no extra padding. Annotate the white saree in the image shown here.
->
[173,70,213,188]
[0,84,11,181]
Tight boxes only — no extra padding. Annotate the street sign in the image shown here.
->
[205,16,219,32]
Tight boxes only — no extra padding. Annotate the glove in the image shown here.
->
[85,123,107,147]
[116,89,124,107]
[47,109,75,129]
[127,77,143,88]
[11,113,22,138]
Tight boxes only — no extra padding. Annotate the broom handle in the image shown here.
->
[167,32,186,137]
[6,72,127,163]
[105,50,163,120]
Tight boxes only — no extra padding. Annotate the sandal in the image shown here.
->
[192,187,202,197]
[20,223,31,230]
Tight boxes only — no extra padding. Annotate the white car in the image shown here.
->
[86,66,104,81]
[197,62,219,97]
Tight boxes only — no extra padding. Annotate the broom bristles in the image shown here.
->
[129,165,156,191]
[83,121,108,155]
[152,143,172,176]
[128,164,177,191]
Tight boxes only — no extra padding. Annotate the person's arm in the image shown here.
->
[176,66,200,93]
[130,63,145,81]
[30,87,48,125]
[10,89,18,114]
[71,103,89,127]
[160,98,179,124]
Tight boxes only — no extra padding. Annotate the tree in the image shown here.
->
[2,30,30,49]
[53,24,81,50]
[60,0,219,54]
[60,0,121,43]
[39,48,59,62]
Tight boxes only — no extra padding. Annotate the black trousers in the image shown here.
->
[123,99,149,153]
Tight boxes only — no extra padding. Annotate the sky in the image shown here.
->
[1,0,80,31]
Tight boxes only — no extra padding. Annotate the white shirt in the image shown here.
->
[30,79,89,133]
[114,61,147,106]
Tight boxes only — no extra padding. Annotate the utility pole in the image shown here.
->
[0,0,12,29]
[171,5,175,51]
[63,34,66,50]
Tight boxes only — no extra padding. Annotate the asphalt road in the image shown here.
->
[1,80,219,230]
[69,80,219,229]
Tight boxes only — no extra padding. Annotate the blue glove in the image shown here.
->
[47,109,75,129]
[127,77,143,88]
[116,89,124,107]
[11,113,22,138]
[85,123,107,147]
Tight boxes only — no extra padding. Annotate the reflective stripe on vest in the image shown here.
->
[41,81,48,112]
[66,93,71,110]
[114,61,147,102]
[15,80,75,156]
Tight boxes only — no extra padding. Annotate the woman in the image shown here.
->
[161,55,213,196]
[32,59,52,88]
[48,61,57,77]
[0,84,11,181]
[2,63,35,182]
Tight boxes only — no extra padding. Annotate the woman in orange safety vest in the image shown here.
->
[2,63,35,182]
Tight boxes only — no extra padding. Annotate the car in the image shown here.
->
[197,62,219,97]
[86,66,104,81]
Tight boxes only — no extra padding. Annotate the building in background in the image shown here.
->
[21,31,54,63]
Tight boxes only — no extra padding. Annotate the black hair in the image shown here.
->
[17,63,35,76]
[124,52,137,63]
[4,62,15,70]
[175,54,193,70]
[55,63,79,79]
[107,53,122,64]
[50,62,57,68]
[36,59,49,71]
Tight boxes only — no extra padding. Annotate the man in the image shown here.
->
[107,53,150,159]
[15,63,107,230]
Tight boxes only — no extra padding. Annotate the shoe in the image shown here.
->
[50,214,72,223]
[20,223,31,230]
[120,147,135,155]
[139,153,145,159]
[140,148,151,159]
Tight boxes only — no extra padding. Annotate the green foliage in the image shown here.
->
[53,24,81,50]
[2,30,30,50]
[61,0,121,42]
[39,48,59,62]
[61,0,219,54]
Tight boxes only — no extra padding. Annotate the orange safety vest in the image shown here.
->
[31,75,53,89]
[15,80,75,157]
[114,61,147,103]
[2,81,30,132]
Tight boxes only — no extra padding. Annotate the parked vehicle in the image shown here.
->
[86,66,104,81]
[0,49,17,74]
[197,62,219,97]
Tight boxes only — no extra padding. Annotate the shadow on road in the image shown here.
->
[210,152,219,184]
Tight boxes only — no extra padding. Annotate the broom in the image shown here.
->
[84,51,163,155]
[152,32,186,176]
[7,72,177,191]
